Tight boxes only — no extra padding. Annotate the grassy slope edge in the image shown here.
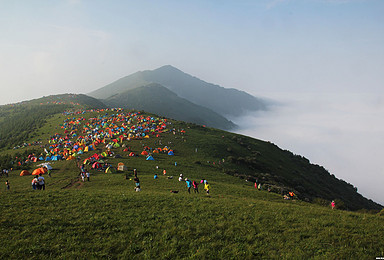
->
[0,105,383,259]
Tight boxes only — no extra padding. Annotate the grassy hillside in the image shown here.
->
[0,94,105,150]
[103,83,236,130]
[0,104,383,258]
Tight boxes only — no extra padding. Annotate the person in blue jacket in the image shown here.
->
[185,178,192,193]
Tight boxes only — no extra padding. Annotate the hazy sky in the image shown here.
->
[1,0,383,204]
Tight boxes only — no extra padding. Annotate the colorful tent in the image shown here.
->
[92,162,101,169]
[105,167,115,173]
[118,163,127,171]
[168,150,174,155]
[32,167,47,175]
[20,170,31,176]
[40,163,53,170]
[146,156,155,161]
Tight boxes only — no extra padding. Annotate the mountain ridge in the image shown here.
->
[88,65,268,117]
[103,83,236,130]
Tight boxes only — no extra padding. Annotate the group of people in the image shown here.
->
[1,169,10,177]
[183,176,210,195]
[31,174,45,190]
[80,164,90,182]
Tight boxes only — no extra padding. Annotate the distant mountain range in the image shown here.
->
[89,65,268,129]
[103,83,236,129]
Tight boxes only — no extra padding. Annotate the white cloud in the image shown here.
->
[231,93,384,206]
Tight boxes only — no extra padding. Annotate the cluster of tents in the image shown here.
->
[20,163,52,176]
[43,110,170,161]
[18,108,178,177]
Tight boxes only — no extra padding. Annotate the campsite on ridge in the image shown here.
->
[0,95,383,258]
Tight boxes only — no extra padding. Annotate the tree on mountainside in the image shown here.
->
[0,104,69,149]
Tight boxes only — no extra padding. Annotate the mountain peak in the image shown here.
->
[153,65,183,73]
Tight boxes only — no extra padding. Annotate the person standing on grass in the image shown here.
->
[80,172,85,182]
[86,171,90,181]
[5,180,10,191]
[192,180,199,193]
[204,181,211,195]
[331,200,336,210]
[38,174,45,190]
[31,177,38,190]
[185,178,192,194]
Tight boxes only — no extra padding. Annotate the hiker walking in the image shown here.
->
[192,180,199,193]
[204,181,211,195]
[331,200,336,210]
[185,178,192,194]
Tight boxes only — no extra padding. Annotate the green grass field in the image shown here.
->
[0,109,383,259]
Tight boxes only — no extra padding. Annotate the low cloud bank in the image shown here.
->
[230,93,384,206]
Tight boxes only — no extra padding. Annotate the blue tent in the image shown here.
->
[45,157,52,161]
[51,155,62,161]
[146,156,155,161]
[168,151,174,156]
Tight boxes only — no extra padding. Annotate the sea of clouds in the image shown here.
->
[230,92,384,206]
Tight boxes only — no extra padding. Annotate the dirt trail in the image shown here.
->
[62,178,84,189]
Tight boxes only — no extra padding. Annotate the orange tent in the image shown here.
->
[20,170,31,176]
[141,151,148,156]
[32,167,47,175]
